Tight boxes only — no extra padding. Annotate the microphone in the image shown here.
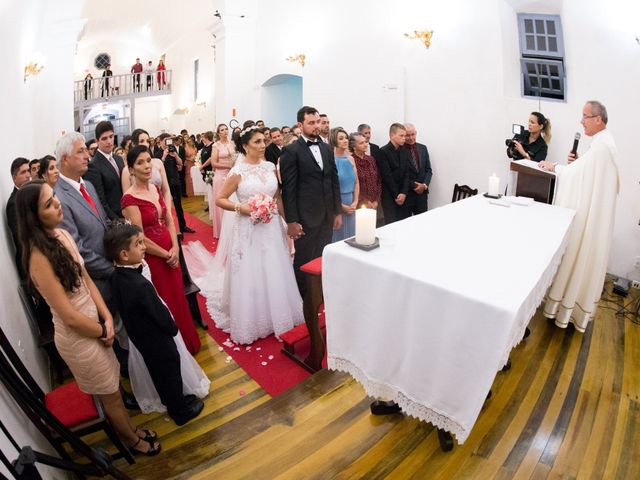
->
[571,132,581,156]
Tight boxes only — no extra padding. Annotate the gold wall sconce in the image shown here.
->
[196,101,207,108]
[24,62,44,83]
[404,30,434,49]
[286,54,306,67]
[174,107,190,115]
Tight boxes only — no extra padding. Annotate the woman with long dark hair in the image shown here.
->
[121,146,201,354]
[16,180,160,456]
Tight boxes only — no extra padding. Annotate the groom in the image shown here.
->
[280,106,342,295]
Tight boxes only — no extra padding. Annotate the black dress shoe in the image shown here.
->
[121,388,140,410]
[171,398,204,426]
[181,226,196,234]
[370,400,401,415]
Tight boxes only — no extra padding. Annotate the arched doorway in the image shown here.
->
[260,74,303,127]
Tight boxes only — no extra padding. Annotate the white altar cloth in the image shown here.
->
[324,194,575,443]
[190,165,210,196]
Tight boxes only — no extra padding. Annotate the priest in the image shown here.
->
[538,100,619,332]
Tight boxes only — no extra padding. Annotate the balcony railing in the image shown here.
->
[74,70,172,104]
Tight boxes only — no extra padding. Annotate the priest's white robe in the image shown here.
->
[543,129,620,332]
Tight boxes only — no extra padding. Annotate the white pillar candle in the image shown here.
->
[488,173,500,196]
[355,208,376,245]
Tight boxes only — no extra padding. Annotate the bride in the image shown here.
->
[186,126,304,344]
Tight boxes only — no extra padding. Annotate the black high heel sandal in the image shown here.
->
[130,437,162,457]
[135,427,158,444]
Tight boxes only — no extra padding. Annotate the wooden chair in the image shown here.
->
[18,284,66,385]
[280,257,326,373]
[452,184,478,203]
[0,324,135,466]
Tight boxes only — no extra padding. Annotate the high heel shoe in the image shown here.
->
[135,427,158,444]
[129,437,162,457]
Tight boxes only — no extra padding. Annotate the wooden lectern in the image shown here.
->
[509,160,555,204]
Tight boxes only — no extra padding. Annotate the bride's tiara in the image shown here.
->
[240,125,260,137]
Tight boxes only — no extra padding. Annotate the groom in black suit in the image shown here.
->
[84,121,124,220]
[280,106,342,295]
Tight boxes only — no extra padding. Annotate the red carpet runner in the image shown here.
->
[182,211,312,397]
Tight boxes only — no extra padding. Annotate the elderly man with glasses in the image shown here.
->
[538,100,620,333]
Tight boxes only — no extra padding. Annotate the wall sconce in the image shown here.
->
[404,30,434,49]
[173,107,189,115]
[286,54,306,67]
[24,62,44,83]
[160,116,169,122]
[196,101,207,108]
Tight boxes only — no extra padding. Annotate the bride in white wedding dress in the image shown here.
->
[185,126,304,345]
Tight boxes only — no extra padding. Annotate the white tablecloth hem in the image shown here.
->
[500,225,572,367]
[328,356,470,444]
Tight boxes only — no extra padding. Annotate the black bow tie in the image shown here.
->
[136,265,143,274]
[306,140,319,147]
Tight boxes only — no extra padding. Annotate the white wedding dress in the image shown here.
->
[185,159,304,345]
[127,263,211,414]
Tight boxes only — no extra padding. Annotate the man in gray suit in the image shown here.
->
[54,132,137,409]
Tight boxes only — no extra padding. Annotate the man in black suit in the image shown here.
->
[358,123,380,158]
[280,106,342,295]
[84,121,124,220]
[374,123,410,224]
[198,131,214,181]
[155,133,194,233]
[404,123,433,215]
[264,127,284,166]
[6,157,31,277]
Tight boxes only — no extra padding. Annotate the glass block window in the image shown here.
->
[94,53,111,70]
[517,14,565,100]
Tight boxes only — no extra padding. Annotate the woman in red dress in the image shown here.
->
[156,59,166,89]
[121,145,200,354]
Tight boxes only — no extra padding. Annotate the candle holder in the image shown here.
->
[345,237,380,251]
[483,192,503,199]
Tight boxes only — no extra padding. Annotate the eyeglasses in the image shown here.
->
[581,114,598,120]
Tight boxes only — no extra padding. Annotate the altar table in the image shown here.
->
[323,194,575,443]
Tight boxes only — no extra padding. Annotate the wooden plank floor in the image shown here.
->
[92,196,640,479]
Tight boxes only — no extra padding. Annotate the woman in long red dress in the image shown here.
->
[121,145,200,354]
[156,59,166,89]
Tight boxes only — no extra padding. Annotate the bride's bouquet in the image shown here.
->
[247,193,278,225]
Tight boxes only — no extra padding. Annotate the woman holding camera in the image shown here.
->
[508,112,552,162]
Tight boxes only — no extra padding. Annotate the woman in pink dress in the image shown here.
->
[207,124,236,238]
[17,180,160,456]
[121,145,201,355]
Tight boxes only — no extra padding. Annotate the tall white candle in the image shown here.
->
[488,173,500,196]
[355,208,376,245]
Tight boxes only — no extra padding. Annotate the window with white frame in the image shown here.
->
[517,14,565,100]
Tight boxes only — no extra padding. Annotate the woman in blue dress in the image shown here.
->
[330,127,359,242]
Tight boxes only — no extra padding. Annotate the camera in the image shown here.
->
[165,137,176,153]
[505,124,525,159]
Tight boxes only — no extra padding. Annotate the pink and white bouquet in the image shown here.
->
[247,193,278,225]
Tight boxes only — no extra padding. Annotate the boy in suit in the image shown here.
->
[105,222,205,426]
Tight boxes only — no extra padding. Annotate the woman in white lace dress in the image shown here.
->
[194,126,304,344]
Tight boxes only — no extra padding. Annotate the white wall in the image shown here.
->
[1,2,85,477]
[261,75,303,128]
[246,0,639,280]
[160,29,217,134]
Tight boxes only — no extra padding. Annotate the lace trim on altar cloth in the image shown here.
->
[328,356,470,444]
[500,225,572,368]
